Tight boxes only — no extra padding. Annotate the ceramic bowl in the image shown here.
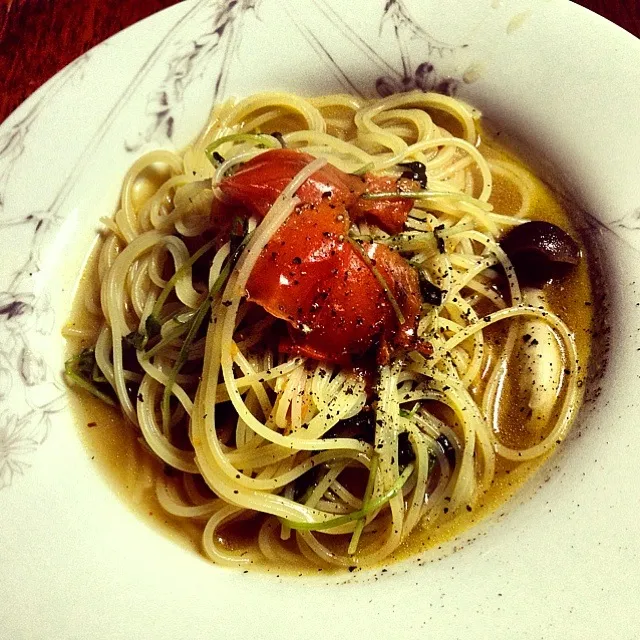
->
[1,1,639,637]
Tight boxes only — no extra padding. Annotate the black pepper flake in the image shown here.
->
[222,300,233,307]
[292,256,302,265]
[87,421,97,428]
[434,224,446,253]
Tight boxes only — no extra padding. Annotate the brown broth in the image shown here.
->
[65,129,594,572]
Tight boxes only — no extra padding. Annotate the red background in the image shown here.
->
[0,0,638,124]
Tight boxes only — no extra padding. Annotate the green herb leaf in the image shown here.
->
[145,315,162,340]
[348,453,380,555]
[361,189,454,200]
[149,237,217,330]
[141,322,190,361]
[280,463,413,532]
[124,331,146,351]
[64,348,116,406]
[160,228,254,433]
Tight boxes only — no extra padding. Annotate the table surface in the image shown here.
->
[0,0,638,124]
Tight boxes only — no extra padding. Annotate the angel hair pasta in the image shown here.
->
[64,91,592,570]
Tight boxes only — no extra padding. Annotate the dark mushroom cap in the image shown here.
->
[500,221,581,285]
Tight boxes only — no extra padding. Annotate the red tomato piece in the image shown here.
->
[216,149,430,363]
[245,199,428,364]
[368,243,431,362]
[349,174,415,235]
[246,199,349,327]
[279,237,395,364]
[218,148,365,217]
[246,199,387,363]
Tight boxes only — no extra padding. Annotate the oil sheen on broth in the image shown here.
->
[65,128,593,571]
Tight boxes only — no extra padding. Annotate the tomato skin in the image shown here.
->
[367,243,431,362]
[246,199,390,363]
[278,238,394,364]
[245,199,350,327]
[218,149,416,235]
[217,149,429,364]
[245,199,426,364]
[218,149,365,217]
[350,174,415,235]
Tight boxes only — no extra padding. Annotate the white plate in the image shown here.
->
[1,1,639,638]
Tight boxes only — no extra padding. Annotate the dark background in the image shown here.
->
[0,0,638,124]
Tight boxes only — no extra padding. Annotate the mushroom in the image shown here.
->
[500,221,581,285]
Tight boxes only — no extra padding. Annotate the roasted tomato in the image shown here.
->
[218,149,365,216]
[244,198,381,362]
[245,199,350,333]
[217,149,430,364]
[350,174,416,235]
[219,149,416,235]
[245,200,426,364]
[283,241,429,364]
